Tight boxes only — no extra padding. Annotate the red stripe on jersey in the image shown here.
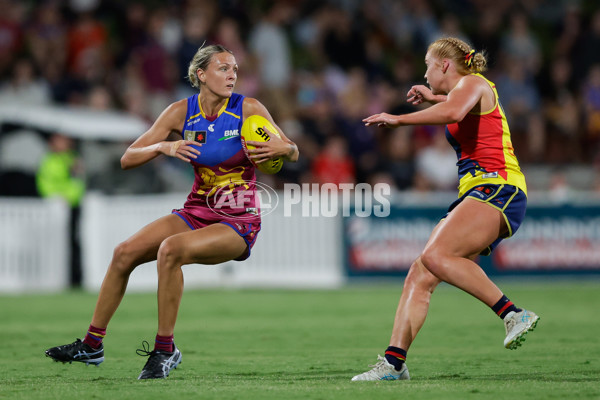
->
[446,106,508,180]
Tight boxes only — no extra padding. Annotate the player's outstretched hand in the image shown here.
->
[363,113,401,128]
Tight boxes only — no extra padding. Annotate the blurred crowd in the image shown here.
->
[1,0,600,198]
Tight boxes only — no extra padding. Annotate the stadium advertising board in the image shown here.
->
[343,204,600,276]
[490,205,600,272]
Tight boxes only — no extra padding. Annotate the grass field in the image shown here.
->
[1,280,600,400]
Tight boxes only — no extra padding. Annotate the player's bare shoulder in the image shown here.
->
[462,74,492,93]
[155,98,188,132]
[459,73,485,87]
[242,97,268,120]
[463,74,495,107]
[165,99,188,120]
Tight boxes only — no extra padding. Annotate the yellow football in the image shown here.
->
[240,115,283,174]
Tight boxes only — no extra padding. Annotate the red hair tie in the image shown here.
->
[465,49,475,67]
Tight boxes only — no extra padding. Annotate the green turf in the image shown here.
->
[1,281,599,400]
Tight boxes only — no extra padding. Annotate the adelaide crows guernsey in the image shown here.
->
[180,92,259,223]
[445,74,527,197]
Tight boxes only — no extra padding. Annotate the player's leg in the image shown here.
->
[353,195,537,381]
[137,222,247,379]
[156,222,247,337]
[90,214,192,328]
[45,214,191,365]
[390,257,441,350]
[352,223,450,381]
[419,198,507,306]
[420,197,538,349]
[352,257,439,381]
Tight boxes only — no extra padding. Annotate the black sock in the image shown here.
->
[384,346,406,371]
[492,295,521,319]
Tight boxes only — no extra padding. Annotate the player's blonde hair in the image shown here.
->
[428,37,487,75]
[187,44,234,89]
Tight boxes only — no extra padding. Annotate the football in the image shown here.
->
[240,115,284,174]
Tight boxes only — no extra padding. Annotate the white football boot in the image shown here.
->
[503,309,540,349]
[351,355,410,381]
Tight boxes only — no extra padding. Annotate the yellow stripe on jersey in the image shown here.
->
[223,110,240,119]
[187,111,202,122]
[188,98,233,122]
[449,73,527,197]
[198,98,230,119]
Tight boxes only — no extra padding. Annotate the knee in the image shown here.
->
[110,240,138,275]
[157,237,184,269]
[404,258,440,293]
[420,246,448,281]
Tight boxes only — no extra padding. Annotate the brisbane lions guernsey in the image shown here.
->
[180,92,260,223]
[445,73,527,197]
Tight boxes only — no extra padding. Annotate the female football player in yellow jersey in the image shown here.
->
[352,37,539,381]
[45,44,299,380]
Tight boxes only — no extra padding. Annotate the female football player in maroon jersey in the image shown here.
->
[45,44,298,379]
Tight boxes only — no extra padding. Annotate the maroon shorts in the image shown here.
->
[172,208,261,261]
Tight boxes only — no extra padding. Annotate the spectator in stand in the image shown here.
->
[0,58,51,105]
[500,12,542,75]
[26,1,67,80]
[577,10,600,81]
[553,6,582,60]
[495,58,541,130]
[312,135,355,185]
[175,13,210,100]
[0,0,25,77]
[381,126,416,190]
[541,57,580,162]
[435,13,471,45]
[248,1,294,118]
[130,8,178,119]
[471,8,503,65]
[415,127,459,191]
[67,10,107,78]
[213,17,258,98]
[320,5,367,72]
[583,64,600,160]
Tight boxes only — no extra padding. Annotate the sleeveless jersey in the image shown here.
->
[180,93,260,223]
[445,73,527,197]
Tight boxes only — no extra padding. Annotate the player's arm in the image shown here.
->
[242,97,299,163]
[121,100,203,169]
[364,76,485,128]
